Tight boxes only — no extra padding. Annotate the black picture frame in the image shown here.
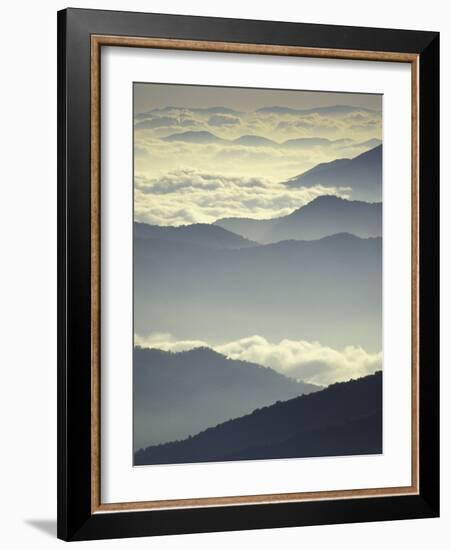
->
[57,7,439,541]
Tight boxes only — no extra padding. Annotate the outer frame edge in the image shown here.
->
[57,7,69,543]
[57,8,440,541]
[69,494,437,542]
[417,32,440,517]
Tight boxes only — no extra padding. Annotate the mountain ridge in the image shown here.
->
[135,371,382,465]
[134,229,382,350]
[134,221,257,249]
[284,145,382,202]
[214,195,382,243]
[134,346,318,451]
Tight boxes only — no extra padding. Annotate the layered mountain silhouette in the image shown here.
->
[284,145,382,202]
[162,131,381,153]
[134,347,318,450]
[214,195,382,243]
[148,105,242,115]
[135,371,382,465]
[134,100,383,465]
[134,221,257,249]
[134,230,382,350]
[163,130,227,144]
[232,135,277,146]
[256,105,378,116]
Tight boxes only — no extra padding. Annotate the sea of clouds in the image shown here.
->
[134,169,349,226]
[133,104,380,226]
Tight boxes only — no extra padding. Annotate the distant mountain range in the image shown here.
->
[163,130,228,144]
[134,229,382,350]
[232,135,277,146]
[284,145,382,202]
[214,195,382,244]
[134,347,318,450]
[134,221,257,249]
[162,130,381,152]
[149,105,243,116]
[135,371,382,465]
[256,104,378,116]
[138,104,378,119]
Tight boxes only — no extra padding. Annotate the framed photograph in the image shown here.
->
[57,8,439,541]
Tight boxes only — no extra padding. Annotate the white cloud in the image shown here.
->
[134,332,382,386]
[208,114,241,127]
[134,332,207,353]
[134,169,350,226]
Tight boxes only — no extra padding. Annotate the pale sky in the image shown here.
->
[134,82,382,113]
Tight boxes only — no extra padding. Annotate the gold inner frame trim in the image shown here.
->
[90,34,420,514]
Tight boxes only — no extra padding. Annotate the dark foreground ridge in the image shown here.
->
[133,347,318,450]
[135,371,382,466]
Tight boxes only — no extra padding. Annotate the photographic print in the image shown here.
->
[133,83,383,466]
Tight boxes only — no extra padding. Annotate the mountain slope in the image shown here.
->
[134,232,382,350]
[163,130,227,144]
[232,135,277,146]
[135,371,382,465]
[343,138,382,151]
[284,145,382,202]
[214,196,382,243]
[134,221,257,249]
[134,347,318,451]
